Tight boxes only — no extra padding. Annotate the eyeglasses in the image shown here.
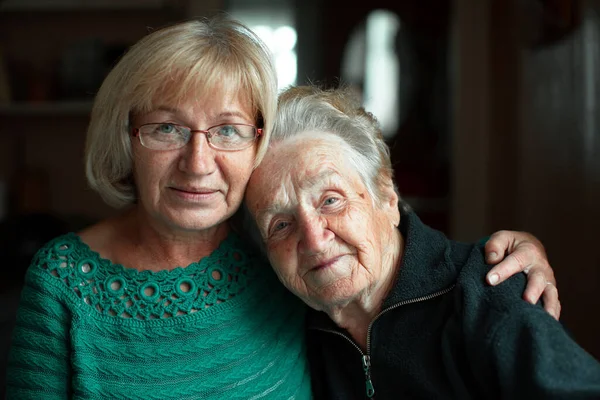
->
[131,123,262,151]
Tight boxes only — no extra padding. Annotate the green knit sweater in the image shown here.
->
[6,232,312,399]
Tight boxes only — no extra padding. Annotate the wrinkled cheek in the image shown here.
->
[269,246,299,289]
[336,206,374,238]
[355,238,379,275]
[273,264,300,295]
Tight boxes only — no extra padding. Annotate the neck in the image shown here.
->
[325,228,404,350]
[122,207,230,271]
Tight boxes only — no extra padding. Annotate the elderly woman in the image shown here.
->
[245,86,600,399]
[7,17,557,399]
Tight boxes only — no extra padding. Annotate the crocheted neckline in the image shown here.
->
[38,232,260,321]
[65,232,239,278]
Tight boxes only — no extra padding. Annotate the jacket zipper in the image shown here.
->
[313,284,456,399]
[313,328,376,397]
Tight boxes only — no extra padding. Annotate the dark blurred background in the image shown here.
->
[0,0,598,393]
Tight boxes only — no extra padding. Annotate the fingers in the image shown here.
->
[484,229,560,320]
[484,230,513,265]
[522,270,561,320]
[541,283,561,320]
[486,247,534,286]
[488,258,561,320]
[522,270,547,304]
[485,230,548,265]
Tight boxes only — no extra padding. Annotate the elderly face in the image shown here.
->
[130,88,257,234]
[246,133,400,310]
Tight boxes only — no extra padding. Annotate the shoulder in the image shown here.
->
[456,243,528,310]
[17,232,91,310]
[30,232,89,270]
[26,231,103,290]
[450,242,541,345]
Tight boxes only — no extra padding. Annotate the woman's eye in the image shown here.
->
[268,220,292,237]
[273,221,289,232]
[216,125,240,137]
[323,197,338,206]
[157,123,176,134]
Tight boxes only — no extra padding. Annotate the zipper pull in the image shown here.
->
[362,355,375,398]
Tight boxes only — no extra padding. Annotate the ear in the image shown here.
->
[379,178,400,228]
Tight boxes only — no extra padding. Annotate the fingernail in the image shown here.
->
[488,252,497,261]
[488,273,499,285]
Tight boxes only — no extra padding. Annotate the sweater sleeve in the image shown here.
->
[459,248,600,399]
[6,267,72,399]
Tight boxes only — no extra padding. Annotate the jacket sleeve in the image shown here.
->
[459,253,600,399]
[6,268,72,399]
[484,302,600,399]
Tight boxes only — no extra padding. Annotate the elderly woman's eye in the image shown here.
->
[323,197,338,206]
[270,220,291,236]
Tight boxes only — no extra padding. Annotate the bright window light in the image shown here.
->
[229,9,297,91]
[364,10,401,138]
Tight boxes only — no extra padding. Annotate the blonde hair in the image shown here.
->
[85,16,277,208]
[272,86,397,204]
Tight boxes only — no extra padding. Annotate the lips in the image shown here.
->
[313,256,342,270]
[168,185,223,203]
[304,254,352,274]
[170,186,219,195]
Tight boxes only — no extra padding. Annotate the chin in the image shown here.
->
[306,279,362,309]
[163,208,232,232]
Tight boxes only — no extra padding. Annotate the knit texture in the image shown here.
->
[7,232,311,399]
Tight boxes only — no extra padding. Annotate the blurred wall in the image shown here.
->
[518,0,600,359]
[452,0,600,358]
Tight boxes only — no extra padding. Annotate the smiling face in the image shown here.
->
[246,133,401,310]
[130,88,257,236]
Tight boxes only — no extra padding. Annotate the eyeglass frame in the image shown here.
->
[131,122,263,151]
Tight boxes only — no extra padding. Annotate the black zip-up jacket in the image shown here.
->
[307,212,600,399]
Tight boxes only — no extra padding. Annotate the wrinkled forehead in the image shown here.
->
[246,133,353,210]
[267,132,350,168]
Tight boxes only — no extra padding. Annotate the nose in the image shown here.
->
[298,212,334,255]
[178,132,217,175]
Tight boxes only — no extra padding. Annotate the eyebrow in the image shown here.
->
[254,198,288,225]
[152,107,251,122]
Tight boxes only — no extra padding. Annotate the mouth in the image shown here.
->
[168,186,222,202]
[301,253,355,285]
[170,186,219,195]
[310,255,346,271]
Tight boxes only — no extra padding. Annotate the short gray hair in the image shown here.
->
[271,86,397,204]
[85,16,278,208]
